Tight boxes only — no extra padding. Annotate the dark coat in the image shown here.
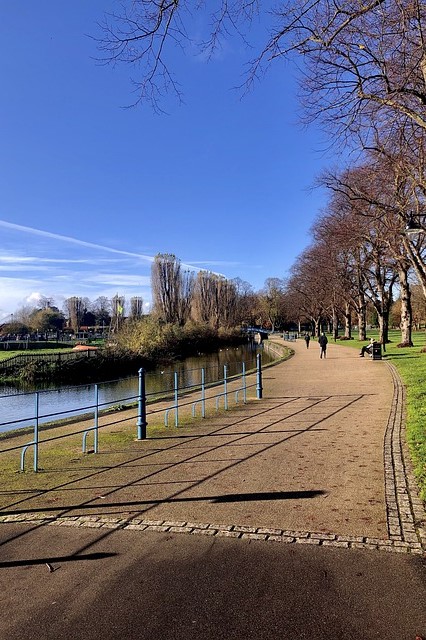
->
[318,334,328,348]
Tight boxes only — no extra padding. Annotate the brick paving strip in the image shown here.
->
[1,342,425,556]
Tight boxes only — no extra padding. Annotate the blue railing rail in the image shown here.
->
[0,356,264,473]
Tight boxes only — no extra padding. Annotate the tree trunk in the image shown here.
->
[344,302,352,339]
[357,292,367,341]
[377,310,390,348]
[403,236,426,299]
[332,306,339,340]
[314,318,320,337]
[398,267,413,346]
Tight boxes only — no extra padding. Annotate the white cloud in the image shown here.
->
[26,292,44,305]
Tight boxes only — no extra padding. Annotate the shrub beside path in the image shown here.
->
[1,336,425,553]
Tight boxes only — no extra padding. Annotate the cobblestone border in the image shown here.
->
[384,362,426,550]
[0,512,424,555]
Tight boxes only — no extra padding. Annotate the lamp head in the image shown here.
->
[404,215,423,236]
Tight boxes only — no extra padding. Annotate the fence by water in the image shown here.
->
[3,356,265,473]
[0,340,287,472]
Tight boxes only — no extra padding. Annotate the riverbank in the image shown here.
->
[0,340,292,490]
[0,324,248,387]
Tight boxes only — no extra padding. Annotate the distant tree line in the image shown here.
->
[3,250,426,350]
[1,293,144,337]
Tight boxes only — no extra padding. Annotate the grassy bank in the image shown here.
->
[332,330,426,501]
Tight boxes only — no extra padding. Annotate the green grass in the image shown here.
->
[333,329,426,500]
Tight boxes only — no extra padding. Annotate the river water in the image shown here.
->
[0,342,276,434]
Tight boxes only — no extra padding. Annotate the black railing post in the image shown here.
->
[137,368,147,439]
[256,353,263,399]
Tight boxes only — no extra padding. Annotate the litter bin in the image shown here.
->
[372,342,382,360]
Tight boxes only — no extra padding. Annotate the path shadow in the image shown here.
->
[0,393,364,555]
[2,490,327,515]
[0,551,117,569]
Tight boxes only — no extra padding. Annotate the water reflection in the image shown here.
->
[0,343,274,434]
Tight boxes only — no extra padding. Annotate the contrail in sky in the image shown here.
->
[0,220,226,275]
[0,220,156,262]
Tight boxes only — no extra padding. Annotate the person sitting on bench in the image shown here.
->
[360,338,376,357]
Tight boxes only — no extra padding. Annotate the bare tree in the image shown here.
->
[95,1,426,142]
[92,296,112,328]
[151,253,195,325]
[192,271,238,329]
[247,1,426,150]
[232,277,258,326]
[95,1,261,109]
[130,296,144,319]
[217,277,238,328]
[259,278,287,332]
[151,253,181,324]
[287,246,331,337]
[321,157,420,344]
[192,271,216,325]
[64,296,86,333]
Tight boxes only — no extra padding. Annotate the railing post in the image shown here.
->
[223,365,228,410]
[256,353,263,399]
[34,391,39,472]
[242,362,247,403]
[201,367,206,418]
[137,368,147,440]
[94,384,99,453]
[174,371,179,427]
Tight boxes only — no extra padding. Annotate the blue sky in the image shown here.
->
[0,1,332,321]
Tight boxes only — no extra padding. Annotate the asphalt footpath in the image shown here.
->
[0,337,425,640]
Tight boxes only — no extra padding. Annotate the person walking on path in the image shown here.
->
[304,333,310,349]
[318,332,328,358]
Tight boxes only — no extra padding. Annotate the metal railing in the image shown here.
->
[0,348,98,374]
[0,356,264,473]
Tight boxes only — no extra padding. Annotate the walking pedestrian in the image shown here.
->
[318,332,328,359]
[304,333,310,349]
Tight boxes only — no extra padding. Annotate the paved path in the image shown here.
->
[1,338,425,639]
[2,337,424,551]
